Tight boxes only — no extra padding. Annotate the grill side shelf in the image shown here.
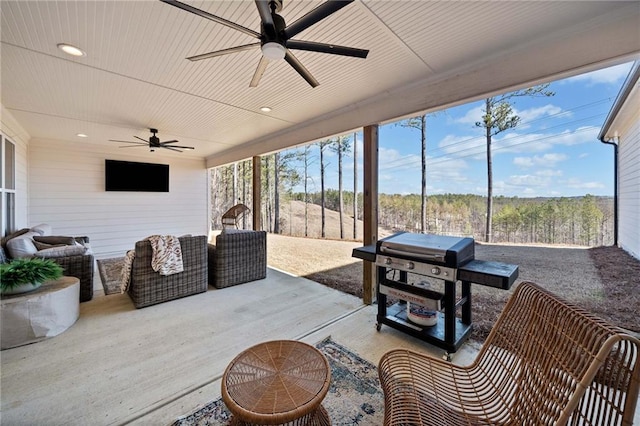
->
[352,245,376,262]
[457,260,519,290]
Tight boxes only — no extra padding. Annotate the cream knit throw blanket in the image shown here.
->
[148,235,184,276]
[120,235,184,293]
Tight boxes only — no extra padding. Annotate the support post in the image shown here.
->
[252,156,261,231]
[363,125,379,305]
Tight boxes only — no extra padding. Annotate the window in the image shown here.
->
[1,133,16,236]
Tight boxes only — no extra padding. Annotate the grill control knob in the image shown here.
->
[384,257,392,265]
[406,262,415,270]
[431,267,441,275]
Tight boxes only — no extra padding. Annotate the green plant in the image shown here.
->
[0,258,63,291]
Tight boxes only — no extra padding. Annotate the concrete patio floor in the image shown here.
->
[0,268,479,426]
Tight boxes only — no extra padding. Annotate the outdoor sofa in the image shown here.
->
[1,224,95,302]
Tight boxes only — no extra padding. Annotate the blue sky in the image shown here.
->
[287,61,634,197]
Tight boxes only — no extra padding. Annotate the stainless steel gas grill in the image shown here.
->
[353,232,519,355]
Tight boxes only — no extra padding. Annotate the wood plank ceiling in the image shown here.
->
[1,1,638,166]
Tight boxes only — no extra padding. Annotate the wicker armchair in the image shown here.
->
[208,230,267,289]
[127,235,208,308]
[378,282,640,426]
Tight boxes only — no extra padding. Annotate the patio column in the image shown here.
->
[252,156,261,231]
[363,124,379,305]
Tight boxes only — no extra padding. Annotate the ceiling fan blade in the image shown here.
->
[165,145,195,150]
[134,136,149,143]
[118,145,148,149]
[254,0,276,39]
[285,50,319,88]
[159,140,180,144]
[162,146,183,152]
[250,56,270,87]
[187,43,261,61]
[109,139,147,145]
[160,0,261,38]
[286,40,368,58]
[284,0,353,39]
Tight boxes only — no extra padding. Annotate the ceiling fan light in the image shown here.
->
[262,42,286,60]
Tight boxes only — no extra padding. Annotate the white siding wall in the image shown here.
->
[28,139,209,259]
[618,119,640,259]
[0,106,30,230]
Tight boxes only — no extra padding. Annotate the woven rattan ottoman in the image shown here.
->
[221,340,331,425]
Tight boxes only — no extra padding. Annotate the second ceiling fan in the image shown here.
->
[161,0,369,88]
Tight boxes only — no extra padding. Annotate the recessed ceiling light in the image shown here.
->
[260,107,272,112]
[57,43,86,57]
[76,133,88,138]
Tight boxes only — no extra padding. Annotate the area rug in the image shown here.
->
[173,337,385,426]
[96,257,124,295]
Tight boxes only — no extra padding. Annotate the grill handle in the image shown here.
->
[379,246,446,263]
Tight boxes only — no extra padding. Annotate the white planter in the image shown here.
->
[1,282,43,295]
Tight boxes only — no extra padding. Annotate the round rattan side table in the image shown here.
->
[221,340,331,425]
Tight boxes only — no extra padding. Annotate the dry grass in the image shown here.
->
[267,201,640,343]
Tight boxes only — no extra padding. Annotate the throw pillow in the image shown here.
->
[30,223,52,236]
[5,231,40,258]
[34,245,87,258]
[33,241,66,251]
[1,228,30,250]
[75,239,93,254]
[33,235,76,246]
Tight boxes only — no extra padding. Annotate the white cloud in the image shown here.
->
[567,62,633,86]
[553,126,600,146]
[453,105,484,126]
[377,145,475,194]
[507,174,551,187]
[515,104,567,126]
[494,132,553,153]
[436,134,485,159]
[437,121,597,162]
[429,158,469,182]
[563,178,605,190]
[378,146,410,162]
[536,169,563,177]
[454,103,565,128]
[566,63,633,85]
[513,153,568,168]
[494,126,599,154]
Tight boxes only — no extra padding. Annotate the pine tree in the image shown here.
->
[476,85,554,242]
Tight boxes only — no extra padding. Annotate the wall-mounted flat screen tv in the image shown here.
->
[105,159,169,192]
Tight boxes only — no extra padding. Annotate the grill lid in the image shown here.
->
[377,232,475,267]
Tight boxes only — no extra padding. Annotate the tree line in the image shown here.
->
[211,157,613,247]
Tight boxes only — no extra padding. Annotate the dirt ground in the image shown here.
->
[266,233,640,343]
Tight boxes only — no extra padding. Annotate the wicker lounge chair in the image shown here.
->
[378,281,640,426]
[221,203,250,229]
[208,230,267,289]
[127,235,208,308]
